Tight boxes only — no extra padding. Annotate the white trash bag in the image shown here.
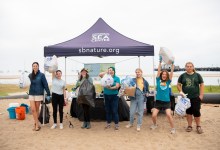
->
[175,97,191,116]
[101,74,114,87]
[159,47,175,65]
[19,71,30,88]
[44,55,58,73]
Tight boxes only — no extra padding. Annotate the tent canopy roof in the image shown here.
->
[44,18,154,57]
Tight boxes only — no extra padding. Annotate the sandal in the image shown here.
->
[35,126,41,131]
[32,123,36,131]
[196,126,203,134]
[186,126,193,132]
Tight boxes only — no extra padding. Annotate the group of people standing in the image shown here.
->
[28,58,204,134]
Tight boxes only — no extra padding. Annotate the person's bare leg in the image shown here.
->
[186,114,193,127]
[30,101,38,130]
[152,108,159,125]
[195,117,200,126]
[35,101,41,128]
[165,109,174,128]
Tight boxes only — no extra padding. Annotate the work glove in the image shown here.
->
[159,55,162,63]
[46,96,51,102]
[179,91,187,98]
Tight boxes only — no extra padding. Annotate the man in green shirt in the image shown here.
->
[177,62,204,134]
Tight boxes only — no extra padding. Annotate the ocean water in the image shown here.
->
[0,71,220,86]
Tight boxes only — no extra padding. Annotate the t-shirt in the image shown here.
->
[52,77,66,95]
[178,72,204,99]
[137,78,144,91]
[104,75,120,95]
[156,77,171,102]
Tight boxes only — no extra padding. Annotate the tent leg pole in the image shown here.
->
[65,56,67,82]
[42,69,46,126]
[138,56,140,68]
[152,56,156,101]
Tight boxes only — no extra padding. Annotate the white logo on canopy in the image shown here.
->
[91,33,110,42]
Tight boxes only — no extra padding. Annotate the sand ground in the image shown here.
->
[0,99,220,150]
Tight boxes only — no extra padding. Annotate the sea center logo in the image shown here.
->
[91,33,110,42]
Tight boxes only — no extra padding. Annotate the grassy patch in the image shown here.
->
[0,84,219,96]
[170,85,220,94]
[0,84,29,96]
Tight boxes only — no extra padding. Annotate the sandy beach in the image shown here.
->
[0,99,220,150]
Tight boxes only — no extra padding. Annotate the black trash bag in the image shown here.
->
[77,79,96,107]
[38,103,50,124]
[118,96,130,121]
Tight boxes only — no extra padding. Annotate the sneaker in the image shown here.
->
[60,123,63,129]
[104,124,111,130]
[114,124,119,131]
[125,124,133,128]
[150,124,158,130]
[137,126,141,132]
[196,126,203,134]
[51,124,57,129]
[186,126,193,132]
[170,128,176,134]
[115,126,119,131]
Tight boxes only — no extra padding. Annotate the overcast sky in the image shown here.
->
[0,0,220,75]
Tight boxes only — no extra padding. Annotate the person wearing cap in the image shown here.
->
[73,68,93,129]
[99,67,120,130]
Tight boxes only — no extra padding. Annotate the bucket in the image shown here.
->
[15,107,25,120]
[9,103,19,108]
[20,103,29,114]
[7,107,16,119]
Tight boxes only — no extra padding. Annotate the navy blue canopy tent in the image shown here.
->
[42,18,155,124]
[44,18,154,57]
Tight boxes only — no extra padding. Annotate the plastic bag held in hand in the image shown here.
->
[101,74,114,87]
[44,55,58,73]
[19,71,30,88]
[175,97,191,116]
[159,47,175,65]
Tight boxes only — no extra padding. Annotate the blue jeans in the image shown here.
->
[104,94,119,124]
[129,89,145,126]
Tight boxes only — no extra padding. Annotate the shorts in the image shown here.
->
[154,100,171,110]
[186,97,201,117]
[29,95,44,101]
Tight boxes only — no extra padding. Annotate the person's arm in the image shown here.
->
[63,82,67,99]
[88,77,93,84]
[52,71,56,79]
[63,88,67,99]
[177,82,186,97]
[99,71,107,78]
[145,80,149,96]
[72,80,80,91]
[42,74,50,96]
[169,63,174,80]
[177,82,182,93]
[199,83,204,100]
[157,62,162,77]
[109,83,120,90]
